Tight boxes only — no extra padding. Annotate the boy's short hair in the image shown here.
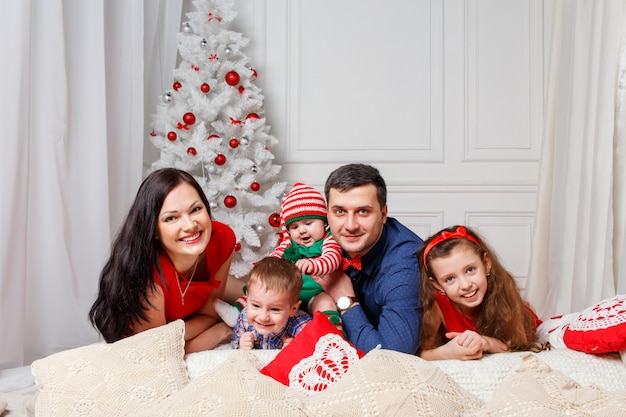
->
[247,257,303,304]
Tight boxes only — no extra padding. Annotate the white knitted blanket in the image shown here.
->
[186,344,626,402]
[23,321,626,417]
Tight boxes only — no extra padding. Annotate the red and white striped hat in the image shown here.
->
[280,182,328,228]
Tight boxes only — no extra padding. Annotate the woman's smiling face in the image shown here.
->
[157,183,212,264]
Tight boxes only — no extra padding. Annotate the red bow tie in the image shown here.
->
[341,257,362,271]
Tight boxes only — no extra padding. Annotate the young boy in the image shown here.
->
[217,182,342,327]
[231,257,312,349]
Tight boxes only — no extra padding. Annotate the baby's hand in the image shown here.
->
[295,259,314,275]
[445,330,486,360]
[239,331,256,350]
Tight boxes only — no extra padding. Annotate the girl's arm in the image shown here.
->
[418,304,485,360]
[420,330,485,360]
[481,335,509,353]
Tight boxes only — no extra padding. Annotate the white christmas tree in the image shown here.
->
[149,0,286,278]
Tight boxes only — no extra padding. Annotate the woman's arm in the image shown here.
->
[131,285,167,333]
[184,251,235,352]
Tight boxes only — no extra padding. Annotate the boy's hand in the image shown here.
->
[239,331,256,350]
[281,336,294,348]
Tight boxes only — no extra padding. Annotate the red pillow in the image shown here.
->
[562,294,626,354]
[260,311,364,393]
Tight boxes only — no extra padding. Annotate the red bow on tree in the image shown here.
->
[341,257,362,271]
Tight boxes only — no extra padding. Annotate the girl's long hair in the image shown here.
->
[88,168,211,342]
[417,225,542,352]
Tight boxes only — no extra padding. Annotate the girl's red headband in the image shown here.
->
[422,226,480,269]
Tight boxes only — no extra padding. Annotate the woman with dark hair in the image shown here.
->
[89,168,235,352]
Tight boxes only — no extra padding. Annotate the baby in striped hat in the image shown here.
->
[216,183,343,328]
[269,182,343,325]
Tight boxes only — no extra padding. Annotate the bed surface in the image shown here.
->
[2,320,626,416]
[186,343,626,402]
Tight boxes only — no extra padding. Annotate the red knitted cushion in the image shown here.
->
[260,311,364,393]
[562,295,626,354]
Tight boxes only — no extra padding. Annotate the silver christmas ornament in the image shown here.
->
[255,224,265,234]
[207,163,218,174]
[224,47,232,56]
[161,92,173,103]
[182,22,192,33]
[240,137,249,146]
[200,39,208,48]
[209,201,218,210]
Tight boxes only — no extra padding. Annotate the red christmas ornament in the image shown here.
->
[246,113,260,121]
[268,212,281,228]
[234,242,242,252]
[229,138,239,148]
[224,195,237,208]
[250,67,258,79]
[183,112,196,125]
[207,134,220,140]
[250,182,260,192]
[167,131,177,141]
[149,131,156,137]
[238,86,245,94]
[225,71,240,86]
[173,80,181,91]
[200,83,210,93]
[214,154,226,165]
[187,147,197,156]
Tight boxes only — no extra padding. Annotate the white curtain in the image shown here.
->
[617,9,626,294]
[526,0,626,318]
[0,0,182,369]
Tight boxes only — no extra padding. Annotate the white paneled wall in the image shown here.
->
[175,0,544,292]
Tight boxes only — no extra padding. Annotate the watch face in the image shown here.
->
[337,296,351,310]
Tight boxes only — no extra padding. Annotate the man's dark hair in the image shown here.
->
[324,163,387,208]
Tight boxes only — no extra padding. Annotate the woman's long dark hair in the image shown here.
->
[88,168,211,342]
[417,225,542,352]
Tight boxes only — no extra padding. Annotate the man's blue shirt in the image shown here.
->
[342,217,423,354]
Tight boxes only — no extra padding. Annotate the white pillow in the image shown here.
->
[31,320,188,417]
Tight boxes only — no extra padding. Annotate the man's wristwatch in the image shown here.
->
[336,296,359,313]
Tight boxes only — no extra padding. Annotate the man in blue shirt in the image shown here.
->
[314,164,424,354]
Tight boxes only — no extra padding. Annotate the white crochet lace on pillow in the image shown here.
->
[288,333,360,395]
[31,320,188,417]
